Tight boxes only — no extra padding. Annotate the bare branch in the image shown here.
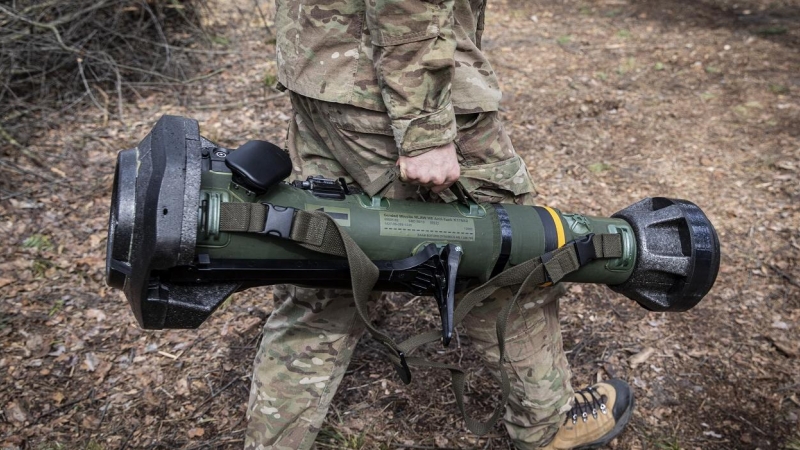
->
[0,0,210,146]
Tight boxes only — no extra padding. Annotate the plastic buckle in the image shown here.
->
[259,203,295,238]
[393,351,412,385]
[539,233,597,284]
[573,233,597,266]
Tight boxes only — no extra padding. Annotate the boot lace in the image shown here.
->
[567,386,607,424]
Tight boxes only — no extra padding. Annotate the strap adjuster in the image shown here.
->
[573,233,597,266]
[393,351,412,385]
[539,234,598,285]
[259,203,295,238]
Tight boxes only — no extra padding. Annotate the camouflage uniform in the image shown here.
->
[246,1,574,448]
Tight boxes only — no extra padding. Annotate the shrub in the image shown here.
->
[0,0,208,147]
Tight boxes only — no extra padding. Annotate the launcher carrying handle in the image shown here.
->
[362,166,480,212]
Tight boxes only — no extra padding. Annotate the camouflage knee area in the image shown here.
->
[463,284,573,448]
[246,286,365,450]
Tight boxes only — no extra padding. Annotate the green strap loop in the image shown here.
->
[219,202,267,233]
[362,165,402,198]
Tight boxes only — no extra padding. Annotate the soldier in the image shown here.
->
[245,1,634,449]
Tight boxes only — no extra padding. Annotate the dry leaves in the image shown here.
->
[188,427,206,439]
[4,402,28,426]
[629,347,655,369]
[0,0,798,449]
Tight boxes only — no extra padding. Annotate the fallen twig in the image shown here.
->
[193,376,247,417]
[0,124,22,148]
[392,445,470,450]
[119,425,138,450]
[0,0,209,145]
[252,0,274,40]
[769,264,800,289]
[193,92,287,111]
[0,158,60,184]
[32,389,95,424]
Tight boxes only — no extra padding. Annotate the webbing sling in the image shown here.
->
[220,204,412,371]
[218,202,623,434]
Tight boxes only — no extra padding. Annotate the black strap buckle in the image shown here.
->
[393,351,412,385]
[259,203,295,238]
[539,233,598,284]
[573,233,597,266]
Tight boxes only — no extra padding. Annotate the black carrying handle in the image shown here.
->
[362,166,479,209]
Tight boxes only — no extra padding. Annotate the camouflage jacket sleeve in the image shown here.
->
[366,0,458,157]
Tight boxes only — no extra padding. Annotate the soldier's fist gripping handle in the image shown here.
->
[397,142,460,194]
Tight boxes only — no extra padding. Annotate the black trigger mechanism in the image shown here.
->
[434,244,462,347]
[381,243,464,348]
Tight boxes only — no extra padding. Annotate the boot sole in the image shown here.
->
[573,390,635,450]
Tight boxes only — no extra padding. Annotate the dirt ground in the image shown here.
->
[1,0,799,449]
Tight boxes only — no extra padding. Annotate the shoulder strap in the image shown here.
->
[394,235,621,435]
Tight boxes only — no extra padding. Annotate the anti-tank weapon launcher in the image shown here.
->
[106,115,720,349]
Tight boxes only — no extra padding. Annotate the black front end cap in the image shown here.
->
[106,115,231,329]
[106,148,137,290]
[611,198,721,312]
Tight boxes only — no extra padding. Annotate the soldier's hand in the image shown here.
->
[397,142,460,194]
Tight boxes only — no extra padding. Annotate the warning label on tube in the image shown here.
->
[379,212,475,241]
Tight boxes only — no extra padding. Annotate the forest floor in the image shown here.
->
[1,0,799,449]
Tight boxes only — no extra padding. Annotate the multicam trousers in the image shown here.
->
[245,93,574,450]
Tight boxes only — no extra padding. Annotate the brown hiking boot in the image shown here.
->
[539,379,634,450]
